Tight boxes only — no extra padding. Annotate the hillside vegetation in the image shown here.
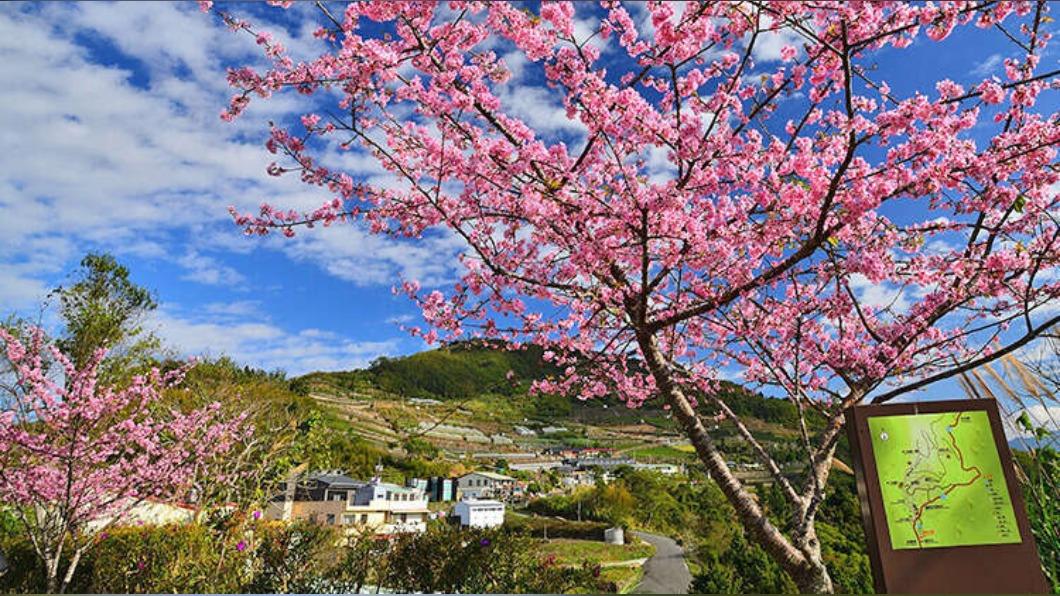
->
[293,341,808,426]
[293,341,557,399]
[286,341,828,471]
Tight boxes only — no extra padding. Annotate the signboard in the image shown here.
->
[846,399,1049,593]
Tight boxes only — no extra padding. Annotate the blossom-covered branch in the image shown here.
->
[0,328,250,593]
[210,1,1058,591]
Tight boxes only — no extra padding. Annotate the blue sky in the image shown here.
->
[0,0,1055,410]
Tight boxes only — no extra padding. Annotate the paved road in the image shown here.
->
[633,531,692,594]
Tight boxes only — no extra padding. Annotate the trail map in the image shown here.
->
[868,410,1021,550]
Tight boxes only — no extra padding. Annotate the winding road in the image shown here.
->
[632,531,692,594]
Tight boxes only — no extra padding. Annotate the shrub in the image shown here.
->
[379,524,597,594]
[505,513,612,541]
[87,523,250,593]
[248,521,341,593]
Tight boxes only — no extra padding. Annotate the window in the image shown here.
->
[332,492,344,501]
[342,514,355,525]
[361,514,368,523]
[326,514,335,525]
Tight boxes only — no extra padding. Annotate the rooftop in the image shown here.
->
[310,472,365,488]
[459,499,504,507]
[463,471,516,481]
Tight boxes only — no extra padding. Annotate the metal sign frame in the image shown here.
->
[845,398,1048,593]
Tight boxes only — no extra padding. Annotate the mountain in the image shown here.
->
[293,340,558,400]
[289,342,813,463]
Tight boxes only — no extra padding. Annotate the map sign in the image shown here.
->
[867,410,1021,550]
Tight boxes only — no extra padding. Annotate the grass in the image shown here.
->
[537,537,654,594]
[599,565,645,594]
[626,444,698,463]
[506,512,611,541]
[538,538,655,565]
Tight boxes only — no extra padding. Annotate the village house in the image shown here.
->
[559,468,614,489]
[407,476,459,502]
[566,456,636,470]
[87,498,196,531]
[507,459,565,472]
[453,499,505,528]
[632,462,683,475]
[542,446,615,459]
[267,472,430,535]
[457,470,519,500]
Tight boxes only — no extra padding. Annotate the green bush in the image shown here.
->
[248,521,341,593]
[692,530,797,594]
[0,510,50,594]
[505,513,612,541]
[87,522,251,593]
[1013,443,1059,592]
[2,516,603,594]
[380,524,597,594]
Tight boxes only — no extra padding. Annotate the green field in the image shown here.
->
[538,538,654,564]
[868,410,1021,550]
[625,444,698,463]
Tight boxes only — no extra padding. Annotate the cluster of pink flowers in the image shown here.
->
[210,1,1057,409]
[0,328,250,534]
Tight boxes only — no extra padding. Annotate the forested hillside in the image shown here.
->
[293,341,556,399]
[293,341,809,425]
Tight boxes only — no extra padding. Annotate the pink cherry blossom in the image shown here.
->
[0,328,250,592]
[211,2,1059,591]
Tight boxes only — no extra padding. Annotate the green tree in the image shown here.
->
[53,252,158,376]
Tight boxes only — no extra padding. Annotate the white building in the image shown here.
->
[87,498,196,531]
[343,480,431,534]
[268,475,430,536]
[458,471,518,499]
[454,499,505,528]
[508,460,564,472]
[632,463,683,475]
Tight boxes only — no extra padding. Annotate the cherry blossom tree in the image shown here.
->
[0,329,250,593]
[212,1,1059,591]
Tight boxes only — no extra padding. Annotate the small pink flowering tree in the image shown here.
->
[0,329,249,593]
[211,1,1059,591]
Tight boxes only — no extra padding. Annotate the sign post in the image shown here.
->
[846,398,1049,593]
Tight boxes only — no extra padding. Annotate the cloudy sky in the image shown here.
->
[0,1,1056,438]
[0,1,441,373]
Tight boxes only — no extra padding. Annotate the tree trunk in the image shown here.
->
[45,558,59,594]
[792,555,834,594]
[635,331,836,593]
[59,548,84,594]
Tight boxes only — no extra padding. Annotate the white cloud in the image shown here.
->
[494,83,588,138]
[151,306,399,375]
[0,268,50,313]
[848,274,910,313]
[500,50,530,85]
[1005,403,1060,440]
[572,15,611,54]
[971,53,1004,77]
[284,224,466,287]
[644,143,677,183]
[178,251,246,286]
[0,3,468,317]
[751,15,804,63]
[203,300,262,318]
